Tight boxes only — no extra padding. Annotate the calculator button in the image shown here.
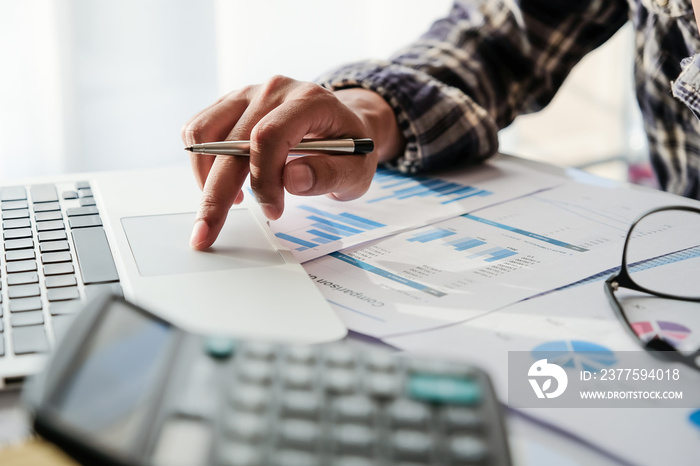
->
[386,399,431,428]
[204,337,236,359]
[4,238,34,250]
[365,373,400,399]
[278,420,320,450]
[35,211,63,222]
[7,272,39,285]
[332,424,375,454]
[239,361,275,385]
[281,390,322,419]
[324,369,357,394]
[323,346,357,367]
[1,200,28,210]
[363,352,398,372]
[284,346,317,364]
[223,413,267,442]
[231,386,270,412]
[218,444,263,466]
[442,406,483,432]
[9,297,42,313]
[332,396,375,424]
[448,435,488,463]
[4,228,32,240]
[407,374,482,406]
[283,365,316,389]
[390,430,433,460]
[0,186,27,201]
[272,450,319,466]
[242,342,278,360]
[2,209,29,220]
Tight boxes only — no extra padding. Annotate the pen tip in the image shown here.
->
[184,146,193,152]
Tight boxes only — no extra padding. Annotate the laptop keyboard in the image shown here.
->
[0,182,121,365]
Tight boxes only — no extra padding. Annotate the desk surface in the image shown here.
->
[0,155,695,466]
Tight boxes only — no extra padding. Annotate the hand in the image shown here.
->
[182,75,404,250]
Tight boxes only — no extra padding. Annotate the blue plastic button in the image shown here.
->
[204,336,236,359]
[407,374,482,405]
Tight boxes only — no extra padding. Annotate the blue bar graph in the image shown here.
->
[448,237,487,251]
[365,168,494,205]
[274,206,386,251]
[408,228,457,243]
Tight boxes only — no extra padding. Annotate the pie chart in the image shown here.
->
[531,340,617,372]
[631,321,691,347]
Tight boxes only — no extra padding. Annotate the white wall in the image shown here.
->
[0,0,640,181]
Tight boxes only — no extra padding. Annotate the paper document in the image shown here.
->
[271,157,563,262]
[303,181,700,338]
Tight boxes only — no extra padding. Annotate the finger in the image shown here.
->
[283,152,377,200]
[191,154,250,250]
[184,90,252,189]
[249,90,367,219]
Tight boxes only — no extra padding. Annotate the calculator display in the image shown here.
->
[52,300,174,454]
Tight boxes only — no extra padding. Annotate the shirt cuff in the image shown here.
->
[672,53,700,117]
[317,60,499,174]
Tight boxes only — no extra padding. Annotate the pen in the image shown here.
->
[185,138,374,156]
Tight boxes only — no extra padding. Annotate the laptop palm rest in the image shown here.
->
[121,211,285,277]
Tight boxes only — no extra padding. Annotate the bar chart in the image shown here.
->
[275,205,386,251]
[366,168,493,204]
[406,228,517,262]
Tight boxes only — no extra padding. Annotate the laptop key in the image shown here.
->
[5,238,34,250]
[45,275,77,288]
[1,186,27,201]
[9,297,42,312]
[3,218,31,229]
[47,287,80,302]
[11,311,45,327]
[38,230,67,242]
[66,206,99,217]
[49,301,82,316]
[1,200,29,211]
[41,252,72,264]
[43,263,75,276]
[69,215,102,229]
[72,227,119,284]
[2,209,29,220]
[29,184,58,203]
[12,325,49,354]
[4,228,32,240]
[33,201,60,212]
[39,240,70,253]
[35,211,63,222]
[7,260,37,273]
[30,184,59,203]
[8,284,41,299]
[5,249,36,262]
[36,220,65,232]
[7,272,39,285]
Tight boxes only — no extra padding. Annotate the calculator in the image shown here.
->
[23,293,512,466]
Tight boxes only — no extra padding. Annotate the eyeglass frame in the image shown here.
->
[604,205,700,370]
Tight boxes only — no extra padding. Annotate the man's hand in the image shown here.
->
[181,76,404,250]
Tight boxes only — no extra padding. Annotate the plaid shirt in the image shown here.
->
[318,0,700,200]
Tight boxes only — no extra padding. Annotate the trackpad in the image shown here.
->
[121,211,284,277]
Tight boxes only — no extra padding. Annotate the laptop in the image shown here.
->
[0,165,347,388]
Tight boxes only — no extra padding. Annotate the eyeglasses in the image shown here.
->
[604,205,700,370]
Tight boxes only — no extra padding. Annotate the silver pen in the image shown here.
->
[185,138,374,156]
